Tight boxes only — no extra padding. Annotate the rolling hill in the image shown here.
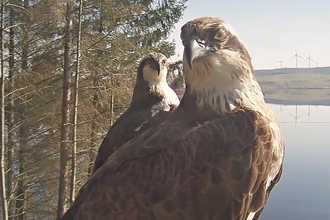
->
[255,67,330,105]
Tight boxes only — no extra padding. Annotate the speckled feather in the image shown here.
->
[91,52,179,174]
[67,107,279,220]
[91,107,175,174]
[62,53,179,220]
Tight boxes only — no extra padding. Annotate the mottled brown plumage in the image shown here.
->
[91,52,180,173]
[62,17,284,220]
[62,53,179,220]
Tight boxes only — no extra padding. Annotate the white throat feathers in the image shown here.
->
[142,57,180,112]
[184,49,265,114]
[142,64,167,85]
[150,82,180,112]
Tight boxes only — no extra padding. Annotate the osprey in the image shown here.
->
[91,52,180,173]
[62,17,284,220]
[61,52,179,219]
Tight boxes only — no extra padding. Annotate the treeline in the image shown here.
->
[0,0,186,219]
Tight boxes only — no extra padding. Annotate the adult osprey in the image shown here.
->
[62,17,284,220]
[91,52,180,173]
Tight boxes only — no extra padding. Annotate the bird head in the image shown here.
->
[180,17,263,113]
[133,52,179,110]
[137,52,169,86]
[180,17,253,77]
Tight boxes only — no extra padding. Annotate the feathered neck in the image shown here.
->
[182,53,265,116]
[130,80,162,108]
[130,80,179,111]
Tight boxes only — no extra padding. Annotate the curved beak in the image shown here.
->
[156,62,160,75]
[150,59,161,75]
[184,35,207,69]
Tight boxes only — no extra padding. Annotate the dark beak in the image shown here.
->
[150,59,160,75]
[156,62,160,75]
[184,35,205,69]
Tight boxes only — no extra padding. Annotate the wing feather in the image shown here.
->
[65,108,282,220]
[92,109,174,173]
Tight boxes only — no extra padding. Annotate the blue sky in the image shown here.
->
[169,0,330,69]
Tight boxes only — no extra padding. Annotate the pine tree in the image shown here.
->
[0,0,187,218]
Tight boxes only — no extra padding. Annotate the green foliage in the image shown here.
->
[1,0,187,218]
[168,59,185,89]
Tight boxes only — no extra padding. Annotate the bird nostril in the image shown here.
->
[198,42,205,47]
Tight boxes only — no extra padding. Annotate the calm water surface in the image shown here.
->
[261,104,330,220]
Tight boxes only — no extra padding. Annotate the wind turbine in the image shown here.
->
[290,105,301,126]
[304,52,314,68]
[276,57,285,68]
[304,105,311,121]
[290,48,304,68]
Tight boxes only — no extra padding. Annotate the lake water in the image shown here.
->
[260,104,330,220]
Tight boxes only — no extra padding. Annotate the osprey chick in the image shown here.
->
[91,52,180,173]
[61,52,179,220]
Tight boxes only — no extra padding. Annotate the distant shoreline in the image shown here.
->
[256,67,330,106]
[266,98,330,106]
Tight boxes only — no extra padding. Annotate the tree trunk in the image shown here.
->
[87,81,99,176]
[0,1,8,219]
[7,4,15,219]
[57,1,72,219]
[15,124,27,220]
[109,74,114,126]
[69,0,83,205]
[0,75,8,216]
[15,1,29,218]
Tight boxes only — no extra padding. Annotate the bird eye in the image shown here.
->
[162,59,167,65]
[214,28,227,41]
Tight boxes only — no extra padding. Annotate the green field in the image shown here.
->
[256,72,330,101]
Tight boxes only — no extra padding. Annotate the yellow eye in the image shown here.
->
[162,59,167,65]
[214,28,227,41]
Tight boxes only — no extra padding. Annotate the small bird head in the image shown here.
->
[137,52,169,85]
[133,52,180,110]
